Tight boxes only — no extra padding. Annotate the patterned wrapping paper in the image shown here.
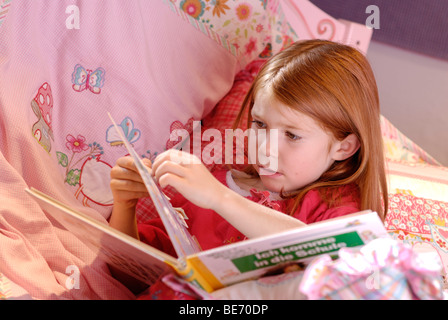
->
[299,238,444,300]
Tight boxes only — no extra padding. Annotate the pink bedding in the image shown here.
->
[0,0,293,299]
[0,0,446,299]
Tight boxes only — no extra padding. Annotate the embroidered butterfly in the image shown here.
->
[106,117,141,146]
[71,64,106,94]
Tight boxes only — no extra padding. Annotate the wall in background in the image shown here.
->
[310,0,448,60]
[367,40,448,165]
[308,0,448,165]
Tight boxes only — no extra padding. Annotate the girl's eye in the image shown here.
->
[251,120,266,128]
[285,131,300,141]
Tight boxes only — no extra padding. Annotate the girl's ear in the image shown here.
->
[332,134,360,161]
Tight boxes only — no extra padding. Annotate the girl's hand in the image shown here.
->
[110,156,151,209]
[151,150,226,211]
[151,150,306,239]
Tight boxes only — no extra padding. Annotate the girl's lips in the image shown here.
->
[258,166,282,177]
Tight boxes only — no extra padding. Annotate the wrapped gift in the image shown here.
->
[299,238,444,300]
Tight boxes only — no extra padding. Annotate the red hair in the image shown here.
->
[235,40,388,220]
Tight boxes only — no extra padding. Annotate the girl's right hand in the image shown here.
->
[110,156,151,209]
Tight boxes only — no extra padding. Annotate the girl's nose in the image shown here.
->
[257,129,279,165]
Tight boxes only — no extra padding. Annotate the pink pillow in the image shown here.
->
[0,0,296,299]
[0,0,295,216]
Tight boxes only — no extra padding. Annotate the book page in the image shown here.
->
[108,113,201,258]
[26,188,175,285]
[188,211,389,289]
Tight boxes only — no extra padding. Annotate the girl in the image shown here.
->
[109,39,388,260]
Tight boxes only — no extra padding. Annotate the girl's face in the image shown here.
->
[249,88,344,193]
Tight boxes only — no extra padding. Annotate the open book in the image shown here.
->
[25,114,389,292]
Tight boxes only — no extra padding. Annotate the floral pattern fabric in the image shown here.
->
[385,193,448,289]
[166,0,297,66]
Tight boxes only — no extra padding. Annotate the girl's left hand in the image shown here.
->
[151,150,226,211]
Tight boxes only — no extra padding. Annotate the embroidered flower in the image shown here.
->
[211,0,230,18]
[245,36,258,55]
[66,134,89,153]
[180,0,205,20]
[235,3,252,21]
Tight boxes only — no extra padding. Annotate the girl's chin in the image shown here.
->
[259,176,284,193]
[259,176,304,194]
